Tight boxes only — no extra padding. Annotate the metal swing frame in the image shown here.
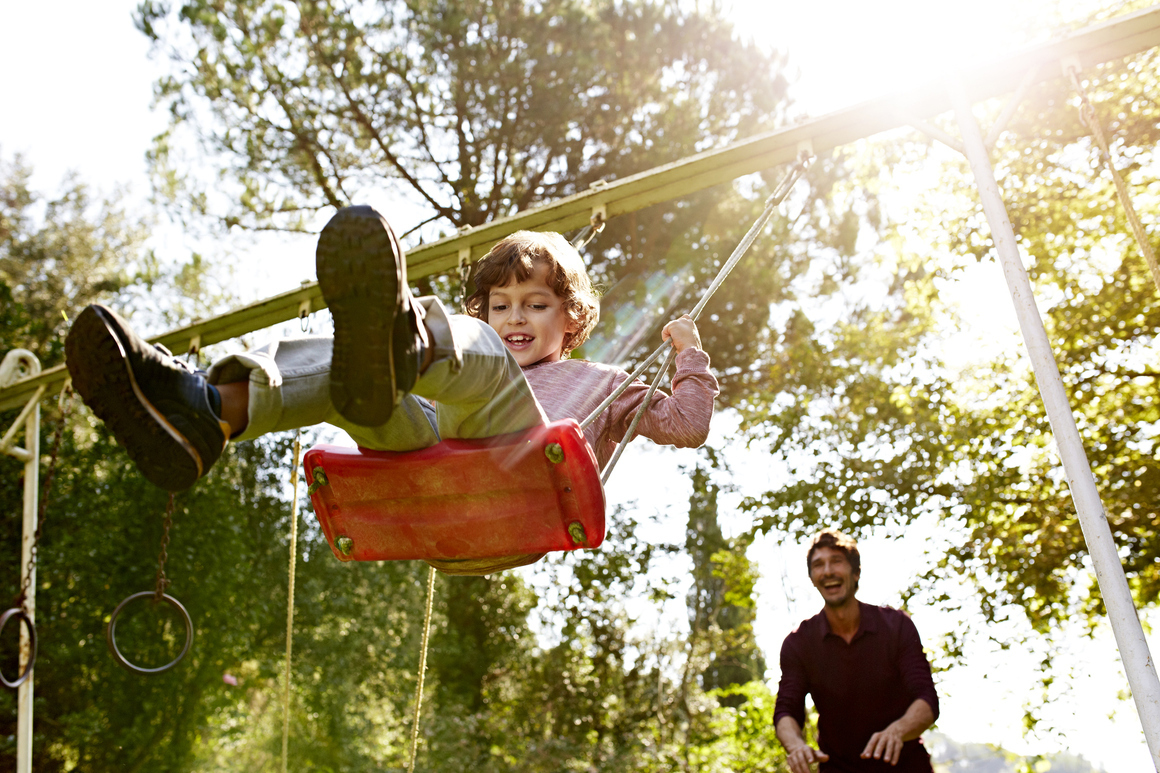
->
[0,349,41,771]
[4,6,1160,771]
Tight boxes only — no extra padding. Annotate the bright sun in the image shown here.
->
[730,0,1105,115]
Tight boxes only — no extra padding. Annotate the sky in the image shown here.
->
[1,1,1156,771]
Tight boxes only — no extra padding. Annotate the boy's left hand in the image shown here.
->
[662,314,702,353]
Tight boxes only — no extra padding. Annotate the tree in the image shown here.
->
[0,154,152,363]
[134,0,806,382]
[736,31,1160,652]
[126,2,811,767]
[684,454,765,707]
[136,0,788,233]
[3,3,810,764]
[918,46,1160,630]
[0,158,438,772]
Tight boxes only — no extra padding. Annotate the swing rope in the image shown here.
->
[407,565,437,773]
[588,151,813,481]
[1066,65,1160,295]
[281,431,303,773]
[315,155,807,758]
[399,211,609,759]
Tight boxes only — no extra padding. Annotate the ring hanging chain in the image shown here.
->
[1067,65,1160,295]
[153,494,175,603]
[105,493,194,674]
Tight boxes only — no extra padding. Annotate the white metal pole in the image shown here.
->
[16,388,38,773]
[1,350,43,773]
[951,81,1160,769]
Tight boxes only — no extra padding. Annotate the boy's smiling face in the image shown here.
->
[487,261,577,367]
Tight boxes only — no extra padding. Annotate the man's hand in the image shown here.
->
[785,742,829,773]
[861,722,906,765]
[862,698,936,765]
[776,716,829,773]
[661,314,702,353]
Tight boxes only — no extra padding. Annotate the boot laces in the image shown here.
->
[153,343,207,377]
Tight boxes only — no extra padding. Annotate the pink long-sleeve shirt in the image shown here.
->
[522,348,719,468]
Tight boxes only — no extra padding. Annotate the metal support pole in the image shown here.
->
[950,81,1160,769]
[1,350,41,773]
[17,387,38,773]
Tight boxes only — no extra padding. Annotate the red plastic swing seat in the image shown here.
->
[303,419,606,564]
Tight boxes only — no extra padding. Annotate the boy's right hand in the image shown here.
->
[661,314,702,353]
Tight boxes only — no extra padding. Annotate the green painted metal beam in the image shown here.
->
[4,5,1160,412]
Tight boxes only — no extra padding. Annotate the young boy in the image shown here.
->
[66,207,718,560]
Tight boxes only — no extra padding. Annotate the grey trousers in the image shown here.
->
[206,297,548,450]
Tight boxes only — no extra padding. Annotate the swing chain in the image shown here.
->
[14,382,73,611]
[457,250,472,313]
[570,210,607,251]
[1066,64,1160,295]
[153,493,176,603]
[1067,65,1105,154]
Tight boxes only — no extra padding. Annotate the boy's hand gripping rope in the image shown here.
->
[582,152,813,482]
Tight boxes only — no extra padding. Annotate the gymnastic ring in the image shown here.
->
[106,592,194,675]
[0,607,37,689]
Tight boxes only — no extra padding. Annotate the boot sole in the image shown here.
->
[65,306,203,491]
[316,207,404,427]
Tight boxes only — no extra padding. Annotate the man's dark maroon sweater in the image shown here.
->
[773,602,940,772]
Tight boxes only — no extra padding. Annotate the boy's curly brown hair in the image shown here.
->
[464,231,600,356]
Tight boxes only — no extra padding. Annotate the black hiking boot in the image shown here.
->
[65,304,229,492]
[316,205,428,427]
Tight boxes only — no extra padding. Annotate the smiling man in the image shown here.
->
[773,530,940,772]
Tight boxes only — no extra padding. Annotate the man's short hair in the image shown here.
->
[806,529,861,576]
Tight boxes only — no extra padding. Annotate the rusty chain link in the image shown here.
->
[1066,65,1160,295]
[153,493,175,603]
[457,251,472,313]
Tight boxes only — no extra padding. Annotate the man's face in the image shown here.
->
[809,546,859,608]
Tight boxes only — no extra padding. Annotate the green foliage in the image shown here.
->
[737,149,955,541]
[737,39,1160,654]
[134,0,810,384]
[136,0,788,232]
[0,154,151,363]
[686,682,788,773]
[686,454,766,706]
[908,50,1160,632]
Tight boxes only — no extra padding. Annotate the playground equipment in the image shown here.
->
[5,7,1160,771]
